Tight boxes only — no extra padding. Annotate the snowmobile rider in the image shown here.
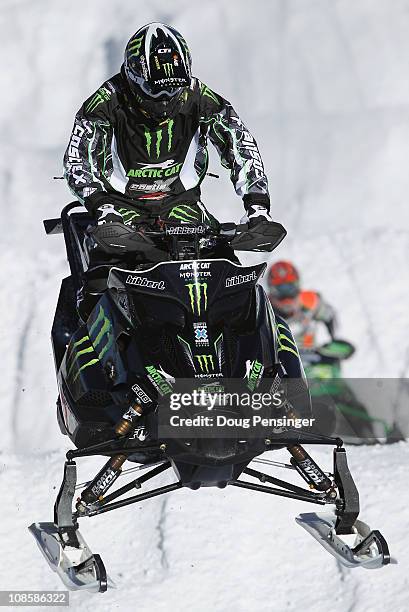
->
[267,261,337,350]
[63,22,274,317]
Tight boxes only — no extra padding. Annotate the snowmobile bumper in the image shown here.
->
[295,512,390,569]
[28,522,114,592]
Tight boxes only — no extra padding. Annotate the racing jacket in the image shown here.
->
[282,291,337,350]
[63,71,270,216]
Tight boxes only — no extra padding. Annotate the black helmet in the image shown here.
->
[124,22,192,121]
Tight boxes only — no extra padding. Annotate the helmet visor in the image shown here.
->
[128,71,184,100]
[273,282,300,299]
[127,70,183,100]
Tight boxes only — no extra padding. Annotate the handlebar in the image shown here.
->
[90,219,287,257]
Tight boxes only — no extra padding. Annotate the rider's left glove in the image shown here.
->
[241,204,273,228]
[240,194,272,228]
[246,205,273,228]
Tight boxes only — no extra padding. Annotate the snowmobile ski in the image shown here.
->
[295,512,390,569]
[28,522,114,592]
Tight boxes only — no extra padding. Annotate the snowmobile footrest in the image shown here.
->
[28,522,115,592]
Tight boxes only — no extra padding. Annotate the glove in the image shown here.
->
[241,194,272,227]
[84,191,113,214]
[83,192,124,225]
[240,204,273,228]
[248,204,273,227]
[95,203,124,225]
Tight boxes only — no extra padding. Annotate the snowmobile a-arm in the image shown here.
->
[229,436,390,569]
[230,478,329,505]
[230,445,358,529]
[30,435,390,594]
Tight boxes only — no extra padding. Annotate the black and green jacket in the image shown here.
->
[63,72,270,215]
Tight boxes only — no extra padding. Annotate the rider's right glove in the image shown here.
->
[84,192,124,225]
[94,204,124,225]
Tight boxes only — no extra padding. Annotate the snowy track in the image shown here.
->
[1,445,408,611]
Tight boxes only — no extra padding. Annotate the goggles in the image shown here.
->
[273,282,300,299]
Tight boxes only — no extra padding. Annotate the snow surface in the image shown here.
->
[1,1,408,610]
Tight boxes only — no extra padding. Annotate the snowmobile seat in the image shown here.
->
[45,203,97,369]
[44,201,96,290]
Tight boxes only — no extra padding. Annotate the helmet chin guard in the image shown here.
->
[134,86,186,122]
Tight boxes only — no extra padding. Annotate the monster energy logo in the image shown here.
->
[66,306,113,382]
[195,354,214,373]
[163,63,174,77]
[128,34,144,58]
[169,204,200,223]
[117,207,141,225]
[85,87,112,114]
[276,323,299,359]
[144,119,174,158]
[186,282,208,315]
[200,83,219,105]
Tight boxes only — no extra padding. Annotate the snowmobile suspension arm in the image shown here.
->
[230,479,328,504]
[243,467,329,501]
[66,442,164,460]
[97,461,171,506]
[87,482,183,516]
[266,432,343,446]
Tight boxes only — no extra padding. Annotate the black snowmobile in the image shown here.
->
[29,203,391,592]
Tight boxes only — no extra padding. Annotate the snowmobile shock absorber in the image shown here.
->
[287,445,333,492]
[114,402,143,437]
[79,454,127,505]
[78,403,144,506]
